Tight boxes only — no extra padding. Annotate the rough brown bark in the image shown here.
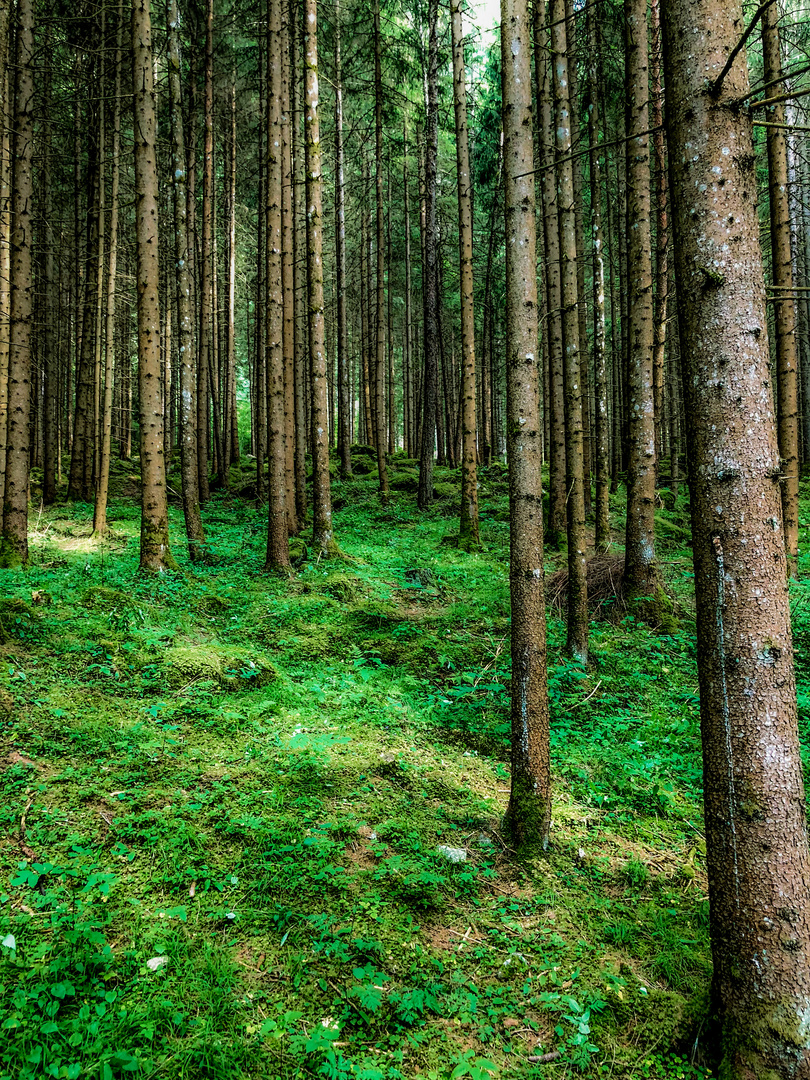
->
[168,0,208,561]
[197,0,214,503]
[650,0,669,479]
[334,0,351,479]
[373,0,390,502]
[132,0,176,573]
[0,0,33,568]
[623,0,662,615]
[533,7,566,549]
[418,0,439,510]
[501,0,551,850]
[663,0,810,1070]
[290,0,307,528]
[93,2,124,538]
[0,0,10,504]
[550,0,587,662]
[451,0,480,550]
[281,4,298,534]
[763,1,800,576]
[304,0,339,558]
[586,1,609,552]
[265,0,291,572]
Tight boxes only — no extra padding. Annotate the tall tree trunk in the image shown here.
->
[501,0,551,850]
[168,0,208,560]
[291,0,307,527]
[551,0,587,662]
[451,0,480,550]
[0,0,33,568]
[417,0,439,510]
[534,9,566,548]
[403,116,414,459]
[0,0,10,504]
[281,2,298,534]
[197,0,214,502]
[663,0,810,1069]
[334,0,351,478]
[650,0,668,481]
[265,0,291,571]
[763,1,800,576]
[304,0,339,557]
[373,0,390,501]
[42,49,58,507]
[227,57,239,466]
[93,1,124,538]
[132,0,176,572]
[623,0,662,616]
[586,1,609,552]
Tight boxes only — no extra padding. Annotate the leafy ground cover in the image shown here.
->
[3,454,809,1079]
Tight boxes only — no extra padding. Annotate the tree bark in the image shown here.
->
[373,0,390,501]
[0,0,33,568]
[304,0,339,558]
[132,0,176,573]
[334,0,352,478]
[451,0,480,550]
[663,0,810,1069]
[168,0,208,561]
[418,0,439,510]
[501,0,552,850]
[763,0,800,576]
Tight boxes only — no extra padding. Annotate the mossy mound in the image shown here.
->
[81,586,140,612]
[352,457,378,477]
[391,457,419,470]
[0,597,37,644]
[389,470,419,493]
[318,573,365,604]
[163,644,277,690]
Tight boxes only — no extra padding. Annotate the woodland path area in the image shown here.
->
[3,452,798,1080]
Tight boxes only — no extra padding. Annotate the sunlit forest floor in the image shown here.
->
[4,449,810,1079]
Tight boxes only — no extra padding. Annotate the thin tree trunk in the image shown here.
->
[132,0,176,572]
[650,0,668,480]
[281,3,298,534]
[551,0,587,663]
[418,0,439,509]
[334,0,351,477]
[0,0,33,568]
[291,0,307,527]
[265,0,291,571]
[168,0,208,560]
[451,0,480,549]
[198,0,214,502]
[373,0,390,500]
[586,1,609,552]
[93,1,124,538]
[501,0,551,850]
[304,0,339,557]
[763,1,800,576]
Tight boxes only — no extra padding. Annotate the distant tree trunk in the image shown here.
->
[93,1,124,538]
[226,57,239,466]
[290,0,307,527]
[763,1,800,576]
[197,0,214,502]
[42,51,58,507]
[304,0,339,558]
[551,0,587,663]
[451,0,480,550]
[0,0,33,568]
[373,0,390,501]
[265,0,290,572]
[334,0,351,478]
[623,0,662,616]
[255,40,266,499]
[132,0,176,573]
[168,0,208,561]
[534,8,566,548]
[650,0,668,479]
[501,0,551,850]
[281,4,298,534]
[586,1,609,552]
[418,0,439,510]
[403,117,414,459]
[663,0,810,1070]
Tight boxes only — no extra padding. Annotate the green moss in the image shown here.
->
[82,586,140,612]
[388,470,420,493]
[163,644,277,690]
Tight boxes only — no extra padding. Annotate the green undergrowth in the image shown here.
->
[7,452,809,1079]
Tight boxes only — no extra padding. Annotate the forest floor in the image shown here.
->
[3,449,810,1080]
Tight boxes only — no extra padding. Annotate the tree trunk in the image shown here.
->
[623,0,662,618]
[0,0,33,568]
[501,0,551,850]
[650,0,668,481]
[168,0,208,561]
[197,0,214,502]
[93,1,124,538]
[663,0,810,1070]
[304,0,339,558]
[373,0,390,501]
[334,0,351,478]
[291,0,307,528]
[281,2,298,535]
[132,0,176,573]
[265,0,291,572]
[451,0,480,550]
[586,1,609,552]
[763,1,800,576]
[418,0,439,510]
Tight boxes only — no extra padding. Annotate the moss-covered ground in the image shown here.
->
[4,453,810,1080]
